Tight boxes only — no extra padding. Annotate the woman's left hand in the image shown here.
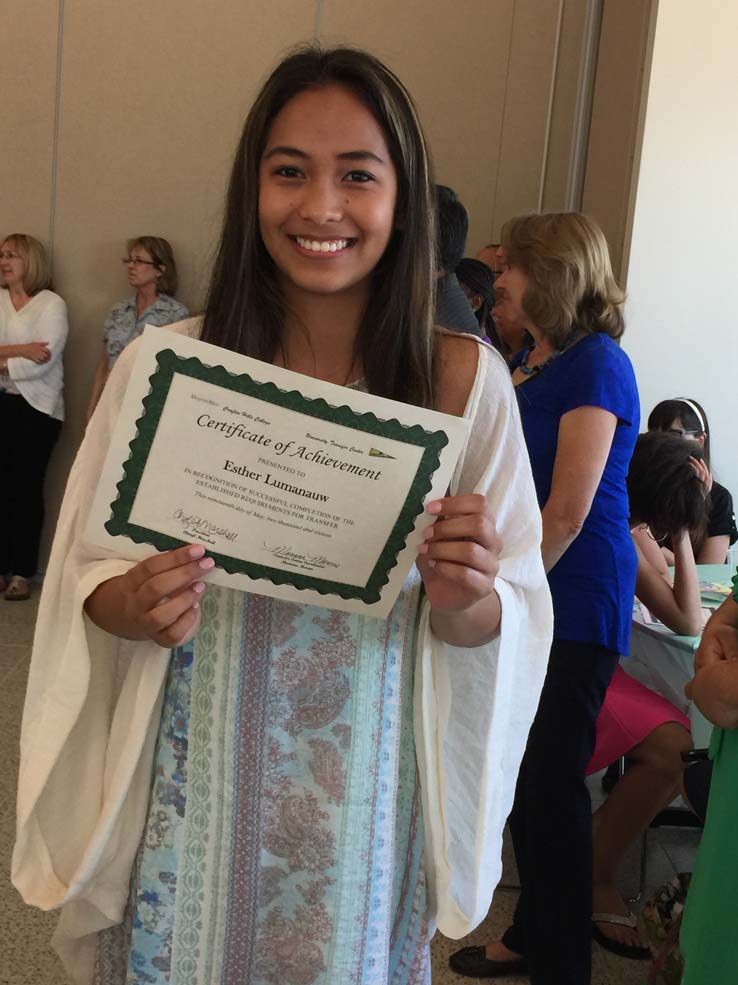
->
[417,494,501,612]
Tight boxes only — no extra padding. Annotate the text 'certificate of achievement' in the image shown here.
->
[86,325,471,617]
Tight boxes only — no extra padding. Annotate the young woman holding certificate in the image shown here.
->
[14,48,551,985]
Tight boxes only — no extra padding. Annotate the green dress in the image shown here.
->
[680,710,738,981]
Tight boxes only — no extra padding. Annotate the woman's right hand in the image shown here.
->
[694,623,738,674]
[689,454,713,495]
[85,544,214,646]
[21,341,51,363]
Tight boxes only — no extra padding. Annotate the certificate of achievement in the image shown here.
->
[86,325,471,617]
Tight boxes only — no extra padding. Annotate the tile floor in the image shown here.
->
[0,594,700,985]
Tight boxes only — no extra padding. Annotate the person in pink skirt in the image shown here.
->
[589,430,710,959]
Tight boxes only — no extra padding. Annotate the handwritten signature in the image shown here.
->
[263,543,339,570]
[173,508,239,542]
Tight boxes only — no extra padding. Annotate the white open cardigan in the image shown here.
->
[13,320,552,984]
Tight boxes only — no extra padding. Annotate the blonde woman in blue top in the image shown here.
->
[86,236,188,421]
[451,213,640,985]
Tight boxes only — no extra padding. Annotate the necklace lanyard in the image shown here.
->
[517,329,584,379]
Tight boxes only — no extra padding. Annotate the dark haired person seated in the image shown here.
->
[451,432,709,976]
[589,431,710,960]
[433,185,482,337]
[648,397,737,562]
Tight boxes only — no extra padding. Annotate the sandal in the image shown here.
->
[4,575,31,602]
[592,910,651,961]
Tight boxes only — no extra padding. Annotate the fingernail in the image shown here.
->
[427,559,436,568]
[423,526,434,540]
[417,543,428,554]
[191,601,200,611]
[189,545,206,559]
[427,501,442,515]
[193,581,205,594]
[199,557,215,570]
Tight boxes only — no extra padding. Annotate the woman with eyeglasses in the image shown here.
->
[0,233,68,601]
[647,398,737,563]
[86,236,188,421]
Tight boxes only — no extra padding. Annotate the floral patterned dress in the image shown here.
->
[94,573,430,985]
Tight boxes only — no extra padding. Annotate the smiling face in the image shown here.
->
[0,239,27,291]
[258,84,398,305]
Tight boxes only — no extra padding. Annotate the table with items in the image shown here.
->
[625,564,733,747]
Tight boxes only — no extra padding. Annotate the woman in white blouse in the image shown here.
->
[0,234,68,601]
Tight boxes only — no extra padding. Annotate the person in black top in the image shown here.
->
[648,397,737,562]
[433,185,483,337]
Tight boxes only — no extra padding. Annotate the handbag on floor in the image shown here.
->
[642,872,691,985]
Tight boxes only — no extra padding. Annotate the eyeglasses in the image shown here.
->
[0,251,22,261]
[122,256,160,267]
[668,428,702,438]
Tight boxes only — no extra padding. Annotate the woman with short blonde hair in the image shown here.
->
[451,212,640,983]
[0,233,67,600]
[2,233,53,296]
[500,211,625,346]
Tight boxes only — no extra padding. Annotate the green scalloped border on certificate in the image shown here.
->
[106,348,449,604]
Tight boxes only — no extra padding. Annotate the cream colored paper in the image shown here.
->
[85,326,470,617]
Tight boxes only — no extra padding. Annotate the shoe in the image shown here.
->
[449,945,528,978]
[601,759,621,793]
[592,911,651,961]
[4,575,31,601]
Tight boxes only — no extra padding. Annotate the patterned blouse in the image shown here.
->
[103,294,189,367]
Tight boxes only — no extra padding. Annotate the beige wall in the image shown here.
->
[623,0,738,503]
[4,0,626,566]
[582,0,657,280]
[321,0,589,248]
[1,2,59,240]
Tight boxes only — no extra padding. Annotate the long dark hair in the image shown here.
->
[201,45,437,408]
[647,398,711,467]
